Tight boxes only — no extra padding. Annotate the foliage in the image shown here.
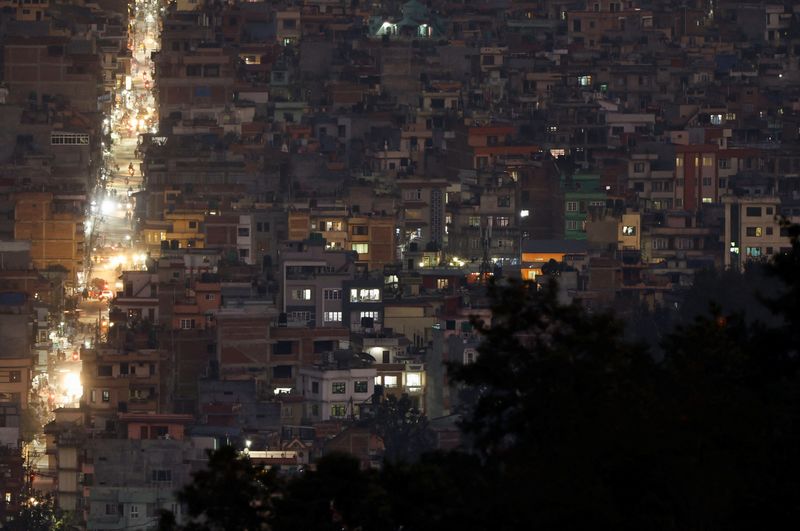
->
[8,490,57,531]
[372,393,434,463]
[158,445,278,531]
[164,225,800,531]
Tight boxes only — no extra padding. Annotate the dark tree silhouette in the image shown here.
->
[372,393,434,463]
[159,445,278,531]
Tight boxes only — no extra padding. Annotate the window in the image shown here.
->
[746,227,762,237]
[578,75,592,86]
[403,189,422,201]
[437,278,449,290]
[468,216,481,228]
[652,238,668,250]
[495,216,510,227]
[323,311,342,322]
[151,470,172,483]
[746,207,762,217]
[186,64,201,76]
[675,238,694,250]
[238,227,250,237]
[702,197,713,204]
[130,505,139,519]
[354,381,368,393]
[622,226,636,236]
[766,207,774,215]
[205,293,216,301]
[323,289,341,300]
[311,381,320,394]
[766,226,773,235]
[8,371,20,383]
[273,365,292,379]
[98,365,112,377]
[702,177,712,187]
[351,225,368,236]
[274,341,293,355]
[292,289,312,301]
[383,375,398,388]
[332,382,346,394]
[497,196,511,207]
[719,178,727,189]
[105,503,117,515]
[350,288,380,302]
[633,162,645,173]
[257,222,270,232]
[566,201,578,212]
[4,492,11,503]
[566,220,579,231]
[352,243,369,255]
[180,319,195,329]
[360,311,380,321]
[675,156,684,167]
[203,64,219,77]
[746,247,762,257]
[331,404,347,418]
[719,158,731,169]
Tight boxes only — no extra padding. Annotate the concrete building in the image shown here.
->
[299,364,376,422]
[13,192,85,288]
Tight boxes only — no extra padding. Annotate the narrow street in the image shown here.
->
[26,0,161,491]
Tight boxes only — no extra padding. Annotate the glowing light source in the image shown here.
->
[63,372,83,400]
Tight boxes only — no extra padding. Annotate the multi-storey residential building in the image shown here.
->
[398,177,448,259]
[287,206,395,272]
[13,192,85,287]
[723,194,787,270]
[278,239,355,328]
[563,174,608,240]
[299,363,376,421]
[81,347,165,427]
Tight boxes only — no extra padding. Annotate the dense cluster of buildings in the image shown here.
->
[0,0,799,528]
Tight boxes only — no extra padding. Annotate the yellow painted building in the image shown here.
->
[288,209,396,271]
[14,192,85,286]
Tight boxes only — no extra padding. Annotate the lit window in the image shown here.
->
[4,493,10,503]
[702,197,713,203]
[352,243,369,255]
[746,227,763,237]
[578,75,592,86]
[383,375,398,388]
[746,247,761,257]
[323,311,342,322]
[292,289,312,301]
[406,372,421,388]
[437,278,449,290]
[331,404,347,417]
[622,226,636,236]
[702,156,714,167]
[675,156,684,167]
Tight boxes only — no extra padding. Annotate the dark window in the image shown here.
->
[332,382,346,394]
[274,341,293,355]
[313,340,335,353]
[151,470,172,482]
[354,381,368,393]
[272,365,292,379]
[311,381,319,394]
[186,65,201,76]
[203,65,219,77]
[98,365,112,377]
[746,207,762,217]
[351,225,368,236]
